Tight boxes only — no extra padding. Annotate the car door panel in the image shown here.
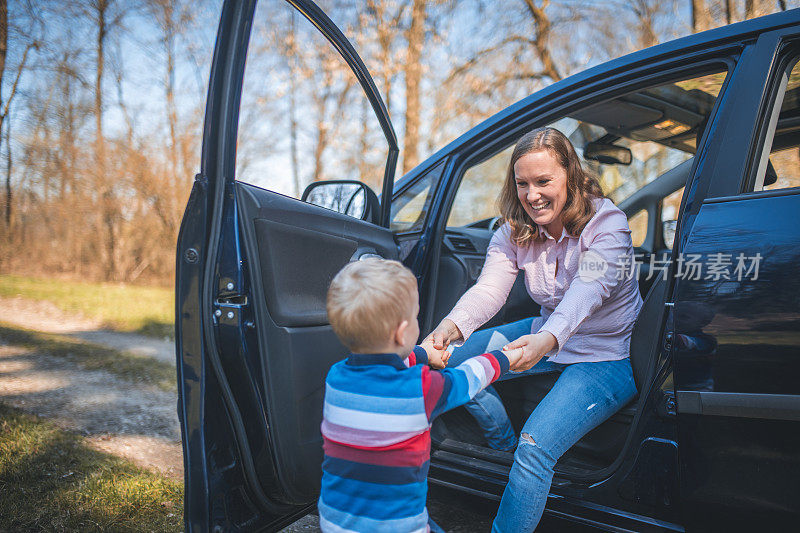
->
[176,0,402,529]
[673,194,800,529]
[238,185,397,327]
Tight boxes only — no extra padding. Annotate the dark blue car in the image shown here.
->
[176,1,800,530]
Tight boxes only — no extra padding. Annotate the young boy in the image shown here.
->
[319,258,522,533]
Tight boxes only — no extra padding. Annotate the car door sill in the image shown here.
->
[434,438,609,481]
[427,476,685,533]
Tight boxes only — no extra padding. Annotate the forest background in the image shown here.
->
[1,0,794,287]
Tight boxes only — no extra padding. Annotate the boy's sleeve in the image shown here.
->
[421,350,510,421]
[405,346,429,367]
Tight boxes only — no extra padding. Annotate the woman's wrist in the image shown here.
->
[539,331,558,352]
[441,318,463,343]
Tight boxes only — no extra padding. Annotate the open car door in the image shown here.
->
[175,1,399,530]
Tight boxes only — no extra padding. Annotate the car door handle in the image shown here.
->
[351,247,383,261]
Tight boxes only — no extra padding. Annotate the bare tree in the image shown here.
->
[364,0,406,114]
[402,0,426,173]
[691,0,713,32]
[626,0,662,48]
[522,0,562,82]
[725,0,737,23]
[82,0,126,280]
[1,0,39,226]
[745,0,774,18]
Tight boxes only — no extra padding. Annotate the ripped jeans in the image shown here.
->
[447,317,637,532]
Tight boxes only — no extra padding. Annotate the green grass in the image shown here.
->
[0,274,174,340]
[0,403,183,532]
[0,323,176,392]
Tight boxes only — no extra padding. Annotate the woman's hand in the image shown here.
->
[503,332,558,372]
[425,318,463,351]
[419,340,449,369]
[421,319,464,368]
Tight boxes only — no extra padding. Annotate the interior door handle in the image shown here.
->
[352,247,383,261]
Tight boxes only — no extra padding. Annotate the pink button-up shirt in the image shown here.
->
[445,197,643,364]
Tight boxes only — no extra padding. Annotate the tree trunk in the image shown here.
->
[745,0,772,19]
[312,57,333,182]
[93,0,116,281]
[402,0,425,174]
[1,0,7,225]
[691,0,712,32]
[367,1,397,114]
[629,0,659,49]
[725,0,735,24]
[4,108,9,228]
[153,0,180,235]
[289,13,300,196]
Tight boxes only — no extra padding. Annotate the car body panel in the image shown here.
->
[672,192,800,529]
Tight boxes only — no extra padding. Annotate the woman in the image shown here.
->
[424,127,642,531]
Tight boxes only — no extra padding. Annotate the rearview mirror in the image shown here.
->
[301,180,380,224]
[584,143,633,165]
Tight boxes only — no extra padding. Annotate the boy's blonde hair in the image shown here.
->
[327,259,418,352]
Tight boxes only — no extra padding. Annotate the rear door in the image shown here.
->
[672,20,800,530]
[175,1,400,530]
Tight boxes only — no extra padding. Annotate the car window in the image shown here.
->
[445,71,728,240]
[447,146,512,227]
[234,1,389,208]
[661,186,684,250]
[629,209,648,248]
[390,160,444,233]
[752,56,800,192]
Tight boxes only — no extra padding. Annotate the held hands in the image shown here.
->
[420,340,449,369]
[502,332,558,372]
[421,318,464,370]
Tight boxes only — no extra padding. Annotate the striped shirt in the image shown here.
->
[318,346,510,532]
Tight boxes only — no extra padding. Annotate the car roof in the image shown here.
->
[397,9,800,190]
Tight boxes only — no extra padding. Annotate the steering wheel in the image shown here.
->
[488,216,503,231]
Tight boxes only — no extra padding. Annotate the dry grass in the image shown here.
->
[0,275,174,340]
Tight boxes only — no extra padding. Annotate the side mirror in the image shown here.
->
[584,143,633,165]
[301,180,380,224]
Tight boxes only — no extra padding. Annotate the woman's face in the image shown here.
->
[514,149,568,234]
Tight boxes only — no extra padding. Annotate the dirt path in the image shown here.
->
[0,296,175,364]
[0,296,182,479]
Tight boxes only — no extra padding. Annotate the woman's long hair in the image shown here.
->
[498,127,604,247]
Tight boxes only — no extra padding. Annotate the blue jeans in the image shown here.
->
[447,318,637,532]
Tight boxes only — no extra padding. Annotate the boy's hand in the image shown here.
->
[420,339,450,369]
[502,332,557,372]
